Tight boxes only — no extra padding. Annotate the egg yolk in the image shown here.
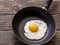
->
[29,24,38,32]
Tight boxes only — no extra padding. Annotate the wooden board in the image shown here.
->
[0,31,60,45]
[0,0,60,45]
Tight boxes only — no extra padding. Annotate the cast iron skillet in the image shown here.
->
[12,0,56,45]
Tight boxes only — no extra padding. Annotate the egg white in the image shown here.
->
[24,20,47,40]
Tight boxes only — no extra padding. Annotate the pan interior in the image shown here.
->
[18,16,48,43]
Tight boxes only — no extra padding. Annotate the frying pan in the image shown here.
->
[12,0,56,45]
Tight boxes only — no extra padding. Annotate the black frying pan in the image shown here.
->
[12,0,56,45]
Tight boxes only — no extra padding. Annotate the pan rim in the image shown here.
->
[12,7,56,45]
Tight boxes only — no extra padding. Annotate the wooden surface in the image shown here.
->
[0,0,60,45]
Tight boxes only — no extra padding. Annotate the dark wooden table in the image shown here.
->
[0,0,60,45]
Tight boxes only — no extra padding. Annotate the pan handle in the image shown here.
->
[42,0,53,10]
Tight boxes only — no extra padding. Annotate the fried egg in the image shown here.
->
[24,20,47,40]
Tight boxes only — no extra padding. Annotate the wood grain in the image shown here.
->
[0,31,60,45]
[0,0,60,45]
[0,0,60,14]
